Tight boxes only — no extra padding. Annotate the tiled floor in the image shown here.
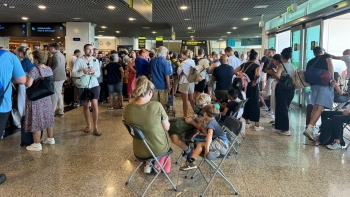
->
[1,98,350,197]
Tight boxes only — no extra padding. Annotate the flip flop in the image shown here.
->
[84,126,91,133]
[93,129,102,136]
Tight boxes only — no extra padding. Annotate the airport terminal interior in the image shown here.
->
[2,0,350,196]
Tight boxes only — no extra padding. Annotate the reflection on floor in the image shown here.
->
[1,98,350,197]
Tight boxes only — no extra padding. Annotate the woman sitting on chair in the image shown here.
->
[333,72,348,103]
[123,76,171,173]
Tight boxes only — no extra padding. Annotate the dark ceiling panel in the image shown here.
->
[0,0,309,39]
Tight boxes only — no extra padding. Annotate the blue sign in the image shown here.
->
[241,38,262,46]
[73,38,81,41]
[227,39,236,47]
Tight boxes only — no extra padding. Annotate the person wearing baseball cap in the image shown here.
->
[303,46,335,142]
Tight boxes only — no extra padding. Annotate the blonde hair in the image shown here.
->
[203,104,220,118]
[15,46,34,63]
[32,50,48,64]
[132,76,155,98]
[196,93,211,105]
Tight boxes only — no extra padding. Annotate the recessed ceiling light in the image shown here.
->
[98,31,105,32]
[101,26,107,29]
[152,31,157,34]
[51,39,54,40]
[9,6,15,8]
[187,27,192,30]
[180,6,188,10]
[22,17,28,20]
[129,18,136,21]
[253,5,269,9]
[57,37,60,38]
[232,27,238,29]
[72,17,82,20]
[24,40,26,42]
[184,18,191,20]
[107,5,115,10]
[242,17,251,21]
[59,42,61,43]
[227,32,232,34]
[116,31,120,33]
[38,5,46,9]
[190,36,194,37]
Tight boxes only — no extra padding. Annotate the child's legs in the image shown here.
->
[209,139,228,155]
[191,142,206,159]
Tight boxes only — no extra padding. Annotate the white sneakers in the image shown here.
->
[144,163,153,173]
[303,126,318,142]
[42,138,55,145]
[26,143,42,151]
[326,142,342,150]
[278,130,291,136]
[260,106,269,111]
[254,126,264,131]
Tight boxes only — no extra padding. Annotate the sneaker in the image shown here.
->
[218,153,232,159]
[26,143,42,151]
[326,142,342,150]
[179,161,197,171]
[206,150,220,160]
[260,106,269,111]
[107,106,114,110]
[254,126,264,131]
[182,147,193,161]
[42,138,55,145]
[278,130,291,136]
[144,163,153,173]
[303,127,316,142]
[0,174,6,185]
[269,120,275,124]
[246,123,252,129]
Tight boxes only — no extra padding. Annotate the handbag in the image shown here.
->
[278,63,294,89]
[304,56,331,86]
[72,74,91,88]
[26,66,54,101]
[294,70,310,89]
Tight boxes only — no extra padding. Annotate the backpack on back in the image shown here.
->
[187,66,205,83]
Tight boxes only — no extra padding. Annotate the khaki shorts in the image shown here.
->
[179,83,194,94]
[209,138,228,155]
[151,89,168,105]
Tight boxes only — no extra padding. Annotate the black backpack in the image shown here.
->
[319,119,345,146]
[171,60,179,76]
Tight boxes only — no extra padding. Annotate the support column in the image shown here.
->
[0,37,9,50]
[65,22,95,58]
[261,26,268,52]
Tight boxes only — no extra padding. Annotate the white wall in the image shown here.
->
[0,37,9,49]
[96,37,117,50]
[323,19,350,74]
[65,22,94,57]
[276,30,291,54]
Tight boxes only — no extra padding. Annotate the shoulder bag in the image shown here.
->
[304,56,331,86]
[26,66,54,101]
[278,63,294,89]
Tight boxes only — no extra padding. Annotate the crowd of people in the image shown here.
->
[1,43,350,184]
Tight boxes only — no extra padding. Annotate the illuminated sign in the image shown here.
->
[30,23,65,37]
[241,38,262,46]
[182,40,207,46]
[0,23,27,37]
[227,39,236,47]
[156,36,163,48]
[138,36,146,48]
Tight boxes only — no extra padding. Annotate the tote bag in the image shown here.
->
[26,66,54,101]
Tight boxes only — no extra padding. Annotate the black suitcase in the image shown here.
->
[20,116,43,147]
[64,86,75,105]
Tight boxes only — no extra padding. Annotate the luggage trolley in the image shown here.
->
[166,75,176,117]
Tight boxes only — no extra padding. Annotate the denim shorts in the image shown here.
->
[310,85,334,109]
[107,82,122,95]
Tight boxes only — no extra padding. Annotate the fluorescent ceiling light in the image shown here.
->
[152,31,157,34]
[107,5,115,9]
[98,31,105,32]
[116,31,120,33]
[180,6,188,10]
[242,18,251,21]
[51,39,54,40]
[72,18,82,20]
[57,37,60,38]
[38,5,46,9]
[9,6,15,8]
[232,27,238,29]
[22,17,28,20]
[184,18,190,20]
[129,18,136,21]
[101,26,107,29]
[253,5,269,9]
[227,32,232,34]
[187,27,192,30]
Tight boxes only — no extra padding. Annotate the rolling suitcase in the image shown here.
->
[20,116,43,147]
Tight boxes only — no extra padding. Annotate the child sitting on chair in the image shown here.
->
[212,88,239,122]
[180,104,230,171]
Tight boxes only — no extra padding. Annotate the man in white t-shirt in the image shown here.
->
[67,49,81,71]
[224,47,241,80]
[332,49,350,98]
[194,48,210,100]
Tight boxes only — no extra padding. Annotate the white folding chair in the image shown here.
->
[184,116,242,196]
[122,120,177,197]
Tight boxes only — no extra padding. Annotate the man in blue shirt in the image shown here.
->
[0,49,26,185]
[150,46,172,107]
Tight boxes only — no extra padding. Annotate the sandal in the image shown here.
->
[84,126,91,133]
[93,129,102,136]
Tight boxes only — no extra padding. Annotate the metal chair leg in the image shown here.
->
[126,162,144,185]
[175,153,182,164]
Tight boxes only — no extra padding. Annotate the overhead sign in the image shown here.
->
[130,0,152,22]
[138,36,146,48]
[287,3,297,13]
[156,36,163,48]
[241,38,262,46]
[73,38,80,41]
[227,39,236,47]
[30,23,65,37]
[182,40,207,46]
[0,23,27,37]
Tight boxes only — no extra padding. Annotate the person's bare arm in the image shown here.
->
[25,76,34,87]
[332,55,342,60]
[162,119,170,131]
[251,67,260,86]
[326,58,335,81]
[205,129,213,156]
[221,107,229,116]
[119,67,124,81]
[234,66,242,75]
[208,63,216,74]
[13,76,26,84]
[267,64,283,81]
[334,83,344,94]
[129,62,136,73]
[166,75,171,93]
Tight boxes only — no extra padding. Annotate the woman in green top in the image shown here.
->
[123,76,171,173]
